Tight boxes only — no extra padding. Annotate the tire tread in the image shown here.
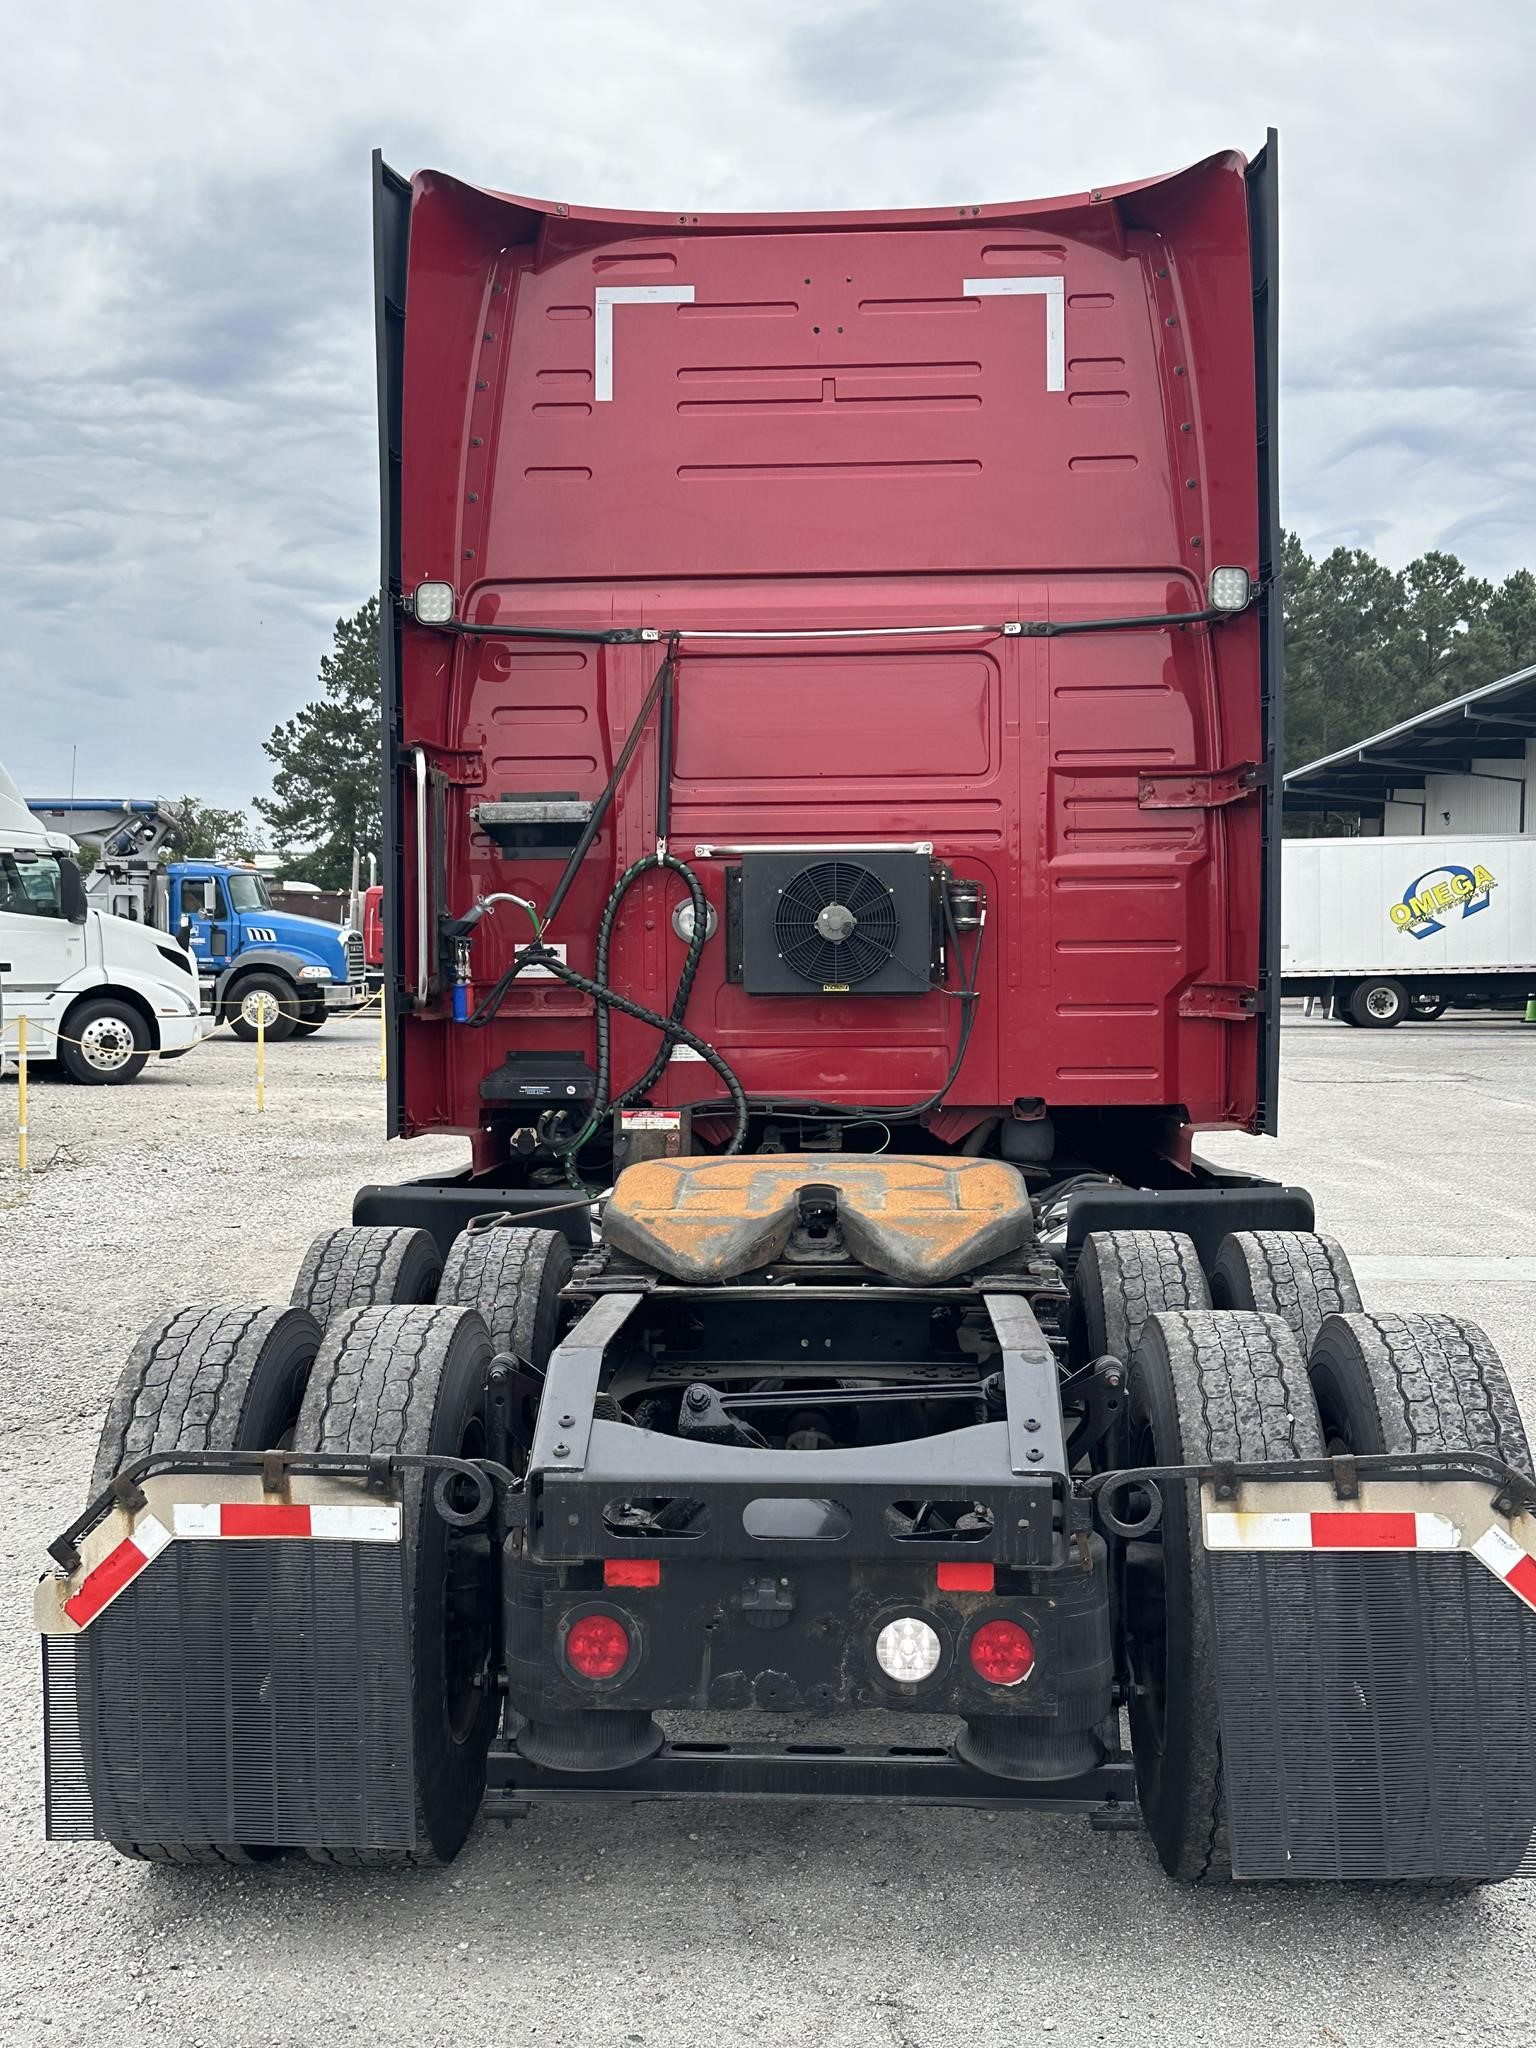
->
[1130,1309,1322,1884]
[291,1226,441,1328]
[1210,1230,1361,1356]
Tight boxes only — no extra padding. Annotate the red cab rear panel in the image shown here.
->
[374,142,1280,1154]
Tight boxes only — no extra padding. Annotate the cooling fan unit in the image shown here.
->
[774,860,900,987]
[738,849,936,996]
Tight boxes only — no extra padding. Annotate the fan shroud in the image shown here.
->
[773,860,900,986]
[738,850,937,997]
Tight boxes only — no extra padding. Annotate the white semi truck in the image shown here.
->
[0,763,204,1083]
[1281,833,1536,1025]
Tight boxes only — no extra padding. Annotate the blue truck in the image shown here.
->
[28,798,367,1040]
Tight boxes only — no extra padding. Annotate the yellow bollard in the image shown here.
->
[16,1013,27,1173]
[256,1002,266,1112]
[379,992,387,1081]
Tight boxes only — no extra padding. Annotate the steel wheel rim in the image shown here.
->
[240,990,281,1028]
[79,1017,136,1072]
[1365,987,1398,1019]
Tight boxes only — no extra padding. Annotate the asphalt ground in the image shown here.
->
[1,1009,1533,2047]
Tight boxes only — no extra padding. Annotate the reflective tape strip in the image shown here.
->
[1473,1525,1536,1613]
[60,1501,403,1630]
[63,1515,171,1627]
[221,1502,313,1538]
[1204,1510,1460,1551]
[309,1504,401,1542]
[170,1502,401,1543]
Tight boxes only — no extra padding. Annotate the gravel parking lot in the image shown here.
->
[2,1011,1534,2047]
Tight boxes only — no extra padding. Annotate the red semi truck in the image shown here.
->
[40,136,1536,1882]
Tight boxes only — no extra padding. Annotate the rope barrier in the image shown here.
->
[3,986,388,1171]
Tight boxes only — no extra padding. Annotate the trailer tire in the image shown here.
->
[1209,1231,1362,1358]
[1123,1309,1323,1883]
[1072,1230,1209,1370]
[91,1303,323,1497]
[437,1224,572,1365]
[88,1302,324,1865]
[227,973,299,1042]
[1348,977,1407,1027]
[57,997,149,1085]
[1307,1311,1533,1475]
[291,1225,442,1327]
[293,1304,498,1865]
[1409,992,1448,1020]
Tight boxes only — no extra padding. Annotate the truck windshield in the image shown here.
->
[0,851,64,918]
[225,873,272,911]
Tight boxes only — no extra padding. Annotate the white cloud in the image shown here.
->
[1,0,1533,805]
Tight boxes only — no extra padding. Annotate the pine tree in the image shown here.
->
[256,599,382,888]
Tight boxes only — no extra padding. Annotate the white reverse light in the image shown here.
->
[413,581,456,625]
[1208,566,1253,612]
[874,1615,943,1684]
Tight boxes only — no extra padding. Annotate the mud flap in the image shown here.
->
[1202,1483,1536,1881]
[39,1483,416,1852]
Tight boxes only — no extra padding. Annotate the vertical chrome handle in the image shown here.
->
[412,746,430,1002]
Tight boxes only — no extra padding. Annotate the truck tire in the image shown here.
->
[289,1015,326,1037]
[291,1225,442,1327]
[227,973,299,1042]
[437,1224,572,1364]
[1307,1311,1533,1475]
[1409,992,1448,1021]
[293,1304,498,1864]
[1122,1309,1323,1883]
[1305,1312,1535,1884]
[1348,977,1407,1027]
[89,1302,324,1865]
[91,1302,323,1496]
[1209,1231,1362,1359]
[1071,1230,1210,1368]
[58,997,149,1085]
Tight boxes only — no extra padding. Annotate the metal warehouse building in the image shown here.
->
[1283,662,1536,836]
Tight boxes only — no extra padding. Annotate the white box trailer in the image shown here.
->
[1281,833,1536,1024]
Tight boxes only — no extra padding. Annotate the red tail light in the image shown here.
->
[564,1613,631,1679]
[968,1618,1034,1686]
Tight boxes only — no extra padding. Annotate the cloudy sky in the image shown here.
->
[3,0,1534,814]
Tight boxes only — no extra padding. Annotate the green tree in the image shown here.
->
[164,797,262,863]
[1281,537,1536,773]
[257,599,382,888]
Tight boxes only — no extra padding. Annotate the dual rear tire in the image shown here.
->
[90,1220,575,1867]
[1079,1226,1533,1882]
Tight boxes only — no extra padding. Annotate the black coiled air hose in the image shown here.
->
[468,853,748,1169]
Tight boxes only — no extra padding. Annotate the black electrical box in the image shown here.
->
[739,850,936,997]
[480,1050,598,1105]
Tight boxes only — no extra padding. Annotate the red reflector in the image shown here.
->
[968,1618,1035,1687]
[604,1558,661,1588]
[1310,1512,1417,1550]
[1508,1550,1536,1609]
[64,1540,149,1627]
[937,1562,994,1593]
[220,1503,312,1538]
[565,1612,631,1680]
